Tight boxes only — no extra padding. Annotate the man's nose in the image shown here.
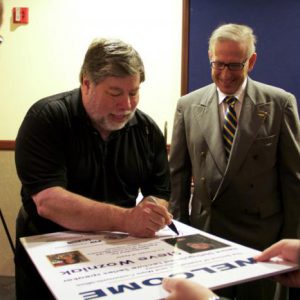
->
[118,95,132,110]
[219,67,234,78]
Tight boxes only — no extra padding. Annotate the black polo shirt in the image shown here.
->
[15,88,170,233]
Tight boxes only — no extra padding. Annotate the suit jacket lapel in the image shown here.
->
[193,88,227,174]
[216,79,271,196]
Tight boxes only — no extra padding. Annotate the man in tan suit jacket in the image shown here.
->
[169,23,300,299]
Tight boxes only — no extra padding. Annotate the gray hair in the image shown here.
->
[208,23,257,58]
[79,38,145,85]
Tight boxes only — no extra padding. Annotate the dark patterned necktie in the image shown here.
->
[223,96,238,160]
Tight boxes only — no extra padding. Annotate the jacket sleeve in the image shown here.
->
[279,93,300,238]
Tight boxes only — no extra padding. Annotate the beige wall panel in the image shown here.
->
[0,151,21,276]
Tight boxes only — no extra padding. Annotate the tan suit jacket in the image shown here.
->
[170,78,300,250]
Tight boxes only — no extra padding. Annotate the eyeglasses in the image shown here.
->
[210,59,248,71]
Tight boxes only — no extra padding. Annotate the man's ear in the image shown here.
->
[248,52,257,72]
[81,77,91,95]
[83,78,90,89]
[208,51,212,61]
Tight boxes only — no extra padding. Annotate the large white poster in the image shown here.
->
[21,221,298,300]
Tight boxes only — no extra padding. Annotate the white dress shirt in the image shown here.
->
[217,78,247,129]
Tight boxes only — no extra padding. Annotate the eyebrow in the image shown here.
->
[108,86,139,92]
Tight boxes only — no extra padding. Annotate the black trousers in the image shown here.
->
[15,207,54,300]
[289,288,300,300]
[215,278,277,300]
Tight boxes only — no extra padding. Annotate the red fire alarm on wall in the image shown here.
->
[13,7,29,24]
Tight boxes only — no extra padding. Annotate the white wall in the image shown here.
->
[0,0,182,143]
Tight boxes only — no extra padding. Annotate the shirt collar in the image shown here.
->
[217,77,247,104]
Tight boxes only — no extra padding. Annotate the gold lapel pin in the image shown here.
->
[257,111,268,118]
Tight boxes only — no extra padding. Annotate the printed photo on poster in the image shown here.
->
[47,250,89,267]
[163,234,229,253]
